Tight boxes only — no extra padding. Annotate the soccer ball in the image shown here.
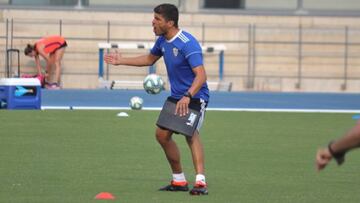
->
[143,74,165,94]
[129,96,143,110]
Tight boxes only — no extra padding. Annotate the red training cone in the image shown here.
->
[95,192,115,200]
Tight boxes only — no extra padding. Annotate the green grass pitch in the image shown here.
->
[0,110,360,203]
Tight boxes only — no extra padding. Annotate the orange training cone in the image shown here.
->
[95,192,115,200]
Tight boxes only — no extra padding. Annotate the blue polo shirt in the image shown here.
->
[150,30,209,102]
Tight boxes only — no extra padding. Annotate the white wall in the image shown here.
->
[246,0,297,9]
[303,0,360,10]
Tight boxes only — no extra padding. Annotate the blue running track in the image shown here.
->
[42,89,360,112]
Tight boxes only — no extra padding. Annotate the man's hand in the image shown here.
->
[175,97,190,117]
[315,148,332,171]
[104,51,122,65]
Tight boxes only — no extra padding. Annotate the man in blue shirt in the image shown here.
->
[104,3,209,195]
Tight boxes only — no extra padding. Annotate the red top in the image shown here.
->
[35,35,66,54]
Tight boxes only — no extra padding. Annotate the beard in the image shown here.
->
[153,26,167,36]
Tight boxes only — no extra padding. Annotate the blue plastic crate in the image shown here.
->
[0,78,41,110]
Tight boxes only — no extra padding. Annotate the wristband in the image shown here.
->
[328,141,345,165]
[184,91,192,99]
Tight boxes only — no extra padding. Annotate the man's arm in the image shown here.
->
[316,121,360,171]
[175,65,207,116]
[186,66,207,98]
[326,122,360,165]
[104,52,160,67]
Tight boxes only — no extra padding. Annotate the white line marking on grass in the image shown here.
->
[208,108,360,113]
[41,106,360,113]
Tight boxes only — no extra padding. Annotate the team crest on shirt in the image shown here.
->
[161,47,165,53]
[172,48,178,57]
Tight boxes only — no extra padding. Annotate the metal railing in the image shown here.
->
[1,18,360,91]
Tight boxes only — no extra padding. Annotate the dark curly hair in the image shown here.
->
[24,44,35,56]
[154,4,179,28]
